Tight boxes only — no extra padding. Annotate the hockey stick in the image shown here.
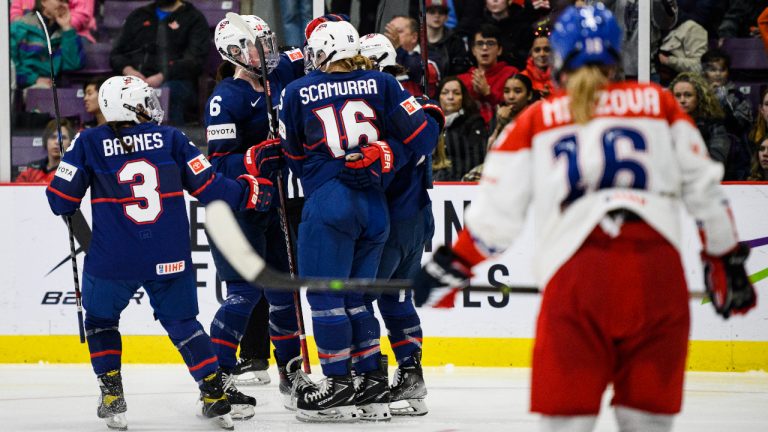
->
[206,201,711,300]
[418,0,429,96]
[35,11,85,344]
[226,13,312,373]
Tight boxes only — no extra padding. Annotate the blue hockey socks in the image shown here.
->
[209,281,262,370]
[348,304,382,374]
[85,315,122,375]
[161,318,219,381]
[264,290,301,364]
[378,295,423,366]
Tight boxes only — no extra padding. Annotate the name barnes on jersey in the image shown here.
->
[102,132,164,157]
[298,78,378,104]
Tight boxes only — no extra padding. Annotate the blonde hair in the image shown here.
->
[567,65,609,124]
[669,72,725,120]
[329,54,374,72]
[433,135,452,171]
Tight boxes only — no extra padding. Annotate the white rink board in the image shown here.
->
[0,184,767,342]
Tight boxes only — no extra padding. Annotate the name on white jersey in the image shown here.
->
[542,87,661,127]
[156,260,185,275]
[103,132,164,157]
[206,123,237,141]
[54,160,78,182]
[299,79,378,105]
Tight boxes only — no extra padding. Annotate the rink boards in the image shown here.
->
[0,184,766,371]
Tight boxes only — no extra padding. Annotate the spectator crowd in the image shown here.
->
[9,0,768,183]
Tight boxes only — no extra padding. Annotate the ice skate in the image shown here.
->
[295,375,359,423]
[389,350,428,416]
[277,352,313,410]
[222,370,256,420]
[354,356,392,421]
[231,357,271,386]
[96,370,128,431]
[199,371,234,430]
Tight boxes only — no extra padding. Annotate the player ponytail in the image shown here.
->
[216,61,236,82]
[566,65,609,125]
[330,54,374,72]
[108,122,134,153]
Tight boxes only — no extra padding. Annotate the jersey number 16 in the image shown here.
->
[554,127,648,208]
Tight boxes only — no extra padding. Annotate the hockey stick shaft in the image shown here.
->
[207,201,711,299]
[35,11,85,344]
[243,14,311,372]
[418,0,429,96]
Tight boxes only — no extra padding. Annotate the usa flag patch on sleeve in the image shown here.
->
[400,96,422,116]
[287,48,304,62]
[187,154,211,175]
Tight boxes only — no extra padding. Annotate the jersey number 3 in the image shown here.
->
[554,127,648,207]
[118,160,162,224]
[314,100,379,157]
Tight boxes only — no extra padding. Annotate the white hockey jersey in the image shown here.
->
[460,81,738,287]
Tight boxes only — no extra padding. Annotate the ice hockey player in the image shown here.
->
[412,4,756,432]
[205,14,306,416]
[279,20,439,422]
[359,32,444,417]
[46,75,273,431]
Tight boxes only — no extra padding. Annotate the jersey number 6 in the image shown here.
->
[554,127,648,207]
[313,100,380,158]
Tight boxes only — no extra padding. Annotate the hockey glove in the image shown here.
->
[338,141,394,190]
[702,242,757,319]
[416,96,445,132]
[244,138,284,178]
[413,246,472,307]
[237,175,275,212]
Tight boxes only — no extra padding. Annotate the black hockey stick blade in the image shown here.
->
[205,201,410,293]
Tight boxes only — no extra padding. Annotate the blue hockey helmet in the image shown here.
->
[549,4,622,74]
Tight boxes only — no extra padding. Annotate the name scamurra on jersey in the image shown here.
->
[299,79,379,105]
[103,132,164,157]
[542,87,661,127]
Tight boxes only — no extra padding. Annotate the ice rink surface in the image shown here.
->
[0,364,766,432]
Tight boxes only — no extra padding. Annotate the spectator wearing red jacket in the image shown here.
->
[458,24,518,124]
[15,119,75,184]
[521,25,553,99]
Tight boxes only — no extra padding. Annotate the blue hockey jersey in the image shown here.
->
[205,50,304,180]
[47,123,247,280]
[279,69,439,196]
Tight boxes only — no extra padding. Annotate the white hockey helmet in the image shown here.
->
[98,76,164,124]
[214,14,279,75]
[305,21,360,72]
[360,33,397,70]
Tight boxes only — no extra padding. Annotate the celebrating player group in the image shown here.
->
[44,3,756,432]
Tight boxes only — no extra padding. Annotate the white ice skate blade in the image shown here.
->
[230,403,255,420]
[358,402,392,422]
[282,391,297,411]
[233,370,271,386]
[296,405,359,423]
[390,398,428,416]
[210,413,234,430]
[105,412,128,430]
